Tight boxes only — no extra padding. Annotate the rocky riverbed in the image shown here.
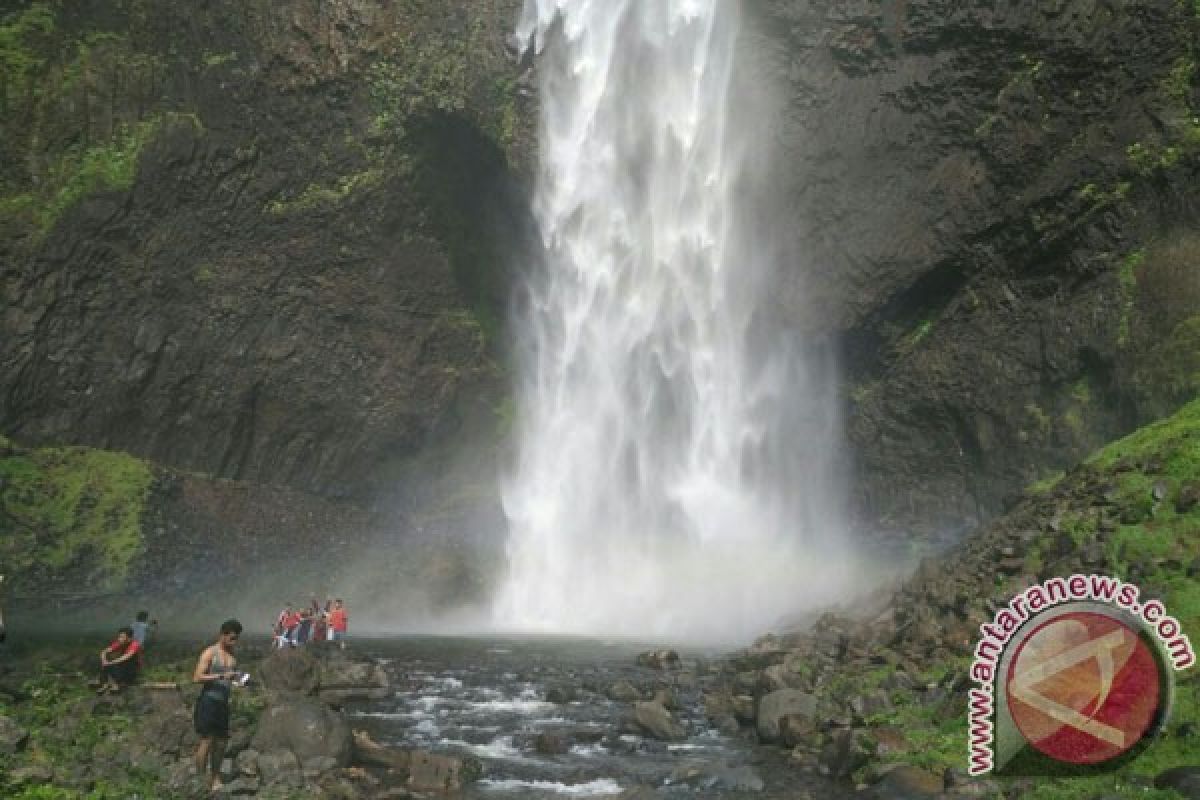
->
[0,635,856,799]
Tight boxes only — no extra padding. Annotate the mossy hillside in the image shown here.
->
[0,437,153,595]
[825,397,1200,798]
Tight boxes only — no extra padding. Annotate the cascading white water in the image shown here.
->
[496,0,854,643]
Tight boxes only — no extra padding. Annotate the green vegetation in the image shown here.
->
[2,112,200,238]
[907,318,934,348]
[1117,249,1144,346]
[899,399,1200,799]
[1027,469,1065,494]
[851,658,972,779]
[1077,180,1131,211]
[265,167,384,215]
[1086,396,1200,650]
[1135,314,1200,402]
[0,668,155,798]
[1161,57,1195,106]
[0,2,55,89]
[201,50,237,68]
[0,438,153,593]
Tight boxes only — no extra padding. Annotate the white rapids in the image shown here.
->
[495,0,854,642]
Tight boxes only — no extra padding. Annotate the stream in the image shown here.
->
[345,637,852,799]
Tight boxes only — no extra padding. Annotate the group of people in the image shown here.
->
[89,599,348,792]
[273,597,348,649]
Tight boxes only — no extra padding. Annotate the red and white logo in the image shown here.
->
[1005,610,1163,765]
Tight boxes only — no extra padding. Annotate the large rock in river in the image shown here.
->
[756,689,816,743]
[633,701,686,741]
[251,695,352,767]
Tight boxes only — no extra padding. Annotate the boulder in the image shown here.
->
[235,749,260,777]
[257,647,321,695]
[818,728,870,779]
[762,664,804,691]
[651,688,678,710]
[711,765,765,791]
[636,650,681,670]
[731,695,756,724]
[1178,481,1200,513]
[703,691,733,719]
[633,701,686,741]
[408,750,481,791]
[251,695,353,766]
[850,689,893,720]
[0,715,29,754]
[7,764,53,786]
[302,755,339,777]
[867,765,945,799]
[545,685,577,704]
[1155,766,1200,799]
[535,732,571,754]
[608,681,642,702]
[256,748,303,787]
[352,729,411,770]
[756,690,816,743]
[138,708,195,756]
[317,650,391,703]
[779,713,817,747]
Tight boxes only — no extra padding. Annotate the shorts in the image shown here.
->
[332,631,346,641]
[194,685,230,738]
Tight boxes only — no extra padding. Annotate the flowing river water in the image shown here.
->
[349,637,853,799]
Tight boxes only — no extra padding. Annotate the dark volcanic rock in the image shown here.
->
[633,701,687,742]
[868,765,945,799]
[1155,766,1200,799]
[257,647,321,695]
[0,0,530,503]
[750,0,1200,536]
[756,689,817,743]
[251,696,353,767]
[0,715,29,754]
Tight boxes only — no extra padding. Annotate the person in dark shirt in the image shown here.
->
[193,619,244,792]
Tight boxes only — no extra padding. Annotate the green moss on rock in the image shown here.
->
[0,438,153,594]
[2,112,200,237]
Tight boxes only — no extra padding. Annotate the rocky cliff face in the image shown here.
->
[753,0,1200,537]
[1,0,529,499]
[3,0,1197,548]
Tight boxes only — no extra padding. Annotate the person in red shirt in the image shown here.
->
[284,608,303,646]
[98,626,141,693]
[329,599,348,650]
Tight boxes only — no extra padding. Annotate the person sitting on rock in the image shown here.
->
[98,626,142,693]
[193,619,243,792]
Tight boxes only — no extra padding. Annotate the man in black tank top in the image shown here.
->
[192,619,243,792]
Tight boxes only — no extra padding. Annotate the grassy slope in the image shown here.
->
[0,437,153,596]
[856,398,1200,798]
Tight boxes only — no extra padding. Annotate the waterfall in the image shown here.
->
[495,0,853,643]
